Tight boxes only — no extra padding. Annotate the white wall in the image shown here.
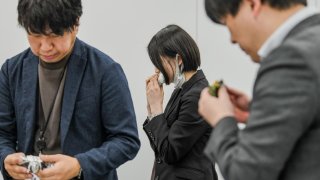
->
[0,1,319,180]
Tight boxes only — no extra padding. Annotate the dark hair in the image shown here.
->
[18,0,83,35]
[205,0,307,24]
[147,25,200,84]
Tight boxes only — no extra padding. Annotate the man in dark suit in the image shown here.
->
[199,0,320,180]
[0,0,140,179]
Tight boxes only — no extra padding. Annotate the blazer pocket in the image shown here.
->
[175,167,205,180]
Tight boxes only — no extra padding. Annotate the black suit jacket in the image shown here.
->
[144,70,218,180]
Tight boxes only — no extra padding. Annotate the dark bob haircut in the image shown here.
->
[147,24,200,84]
[18,0,83,35]
[205,0,307,24]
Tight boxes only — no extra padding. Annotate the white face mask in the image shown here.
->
[158,73,165,86]
[173,54,185,89]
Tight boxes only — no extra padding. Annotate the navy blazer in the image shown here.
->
[0,38,140,179]
[143,70,218,180]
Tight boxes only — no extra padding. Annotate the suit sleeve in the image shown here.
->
[0,60,17,180]
[74,63,140,178]
[204,48,318,180]
[144,91,210,164]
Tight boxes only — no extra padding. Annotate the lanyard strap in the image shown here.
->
[37,66,67,154]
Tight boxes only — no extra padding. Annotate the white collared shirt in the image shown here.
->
[258,7,319,60]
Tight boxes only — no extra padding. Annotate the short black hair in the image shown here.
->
[18,0,83,35]
[205,0,307,24]
[147,25,200,84]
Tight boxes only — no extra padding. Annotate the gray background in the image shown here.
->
[0,0,319,179]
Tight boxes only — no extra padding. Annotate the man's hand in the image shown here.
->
[226,86,251,123]
[199,86,234,127]
[37,154,81,180]
[4,152,32,179]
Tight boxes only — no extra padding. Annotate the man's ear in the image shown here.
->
[74,18,80,33]
[74,25,79,34]
[246,0,262,18]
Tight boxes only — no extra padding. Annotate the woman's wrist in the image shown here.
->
[150,105,162,114]
[148,113,162,121]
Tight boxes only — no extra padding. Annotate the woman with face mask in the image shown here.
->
[144,24,218,180]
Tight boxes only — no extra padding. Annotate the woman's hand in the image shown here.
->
[146,74,164,115]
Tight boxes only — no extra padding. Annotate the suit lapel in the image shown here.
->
[22,54,38,153]
[60,39,88,147]
[164,70,206,121]
[165,88,182,119]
